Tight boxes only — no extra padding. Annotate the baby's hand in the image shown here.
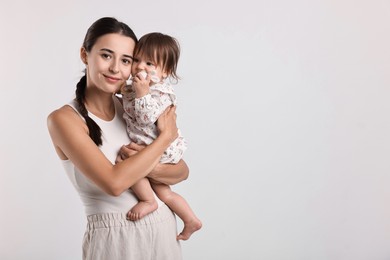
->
[132,71,150,98]
[137,70,148,80]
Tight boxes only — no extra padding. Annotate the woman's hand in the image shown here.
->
[115,143,146,164]
[157,105,178,143]
[116,105,178,164]
[148,159,189,185]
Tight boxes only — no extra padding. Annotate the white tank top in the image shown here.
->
[61,96,162,216]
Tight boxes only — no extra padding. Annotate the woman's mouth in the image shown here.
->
[103,74,121,83]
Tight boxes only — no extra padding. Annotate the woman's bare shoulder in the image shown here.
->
[47,105,87,160]
[48,104,73,117]
[47,104,84,132]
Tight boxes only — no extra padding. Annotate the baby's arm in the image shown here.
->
[134,90,174,126]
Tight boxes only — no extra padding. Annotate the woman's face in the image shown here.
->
[83,33,136,94]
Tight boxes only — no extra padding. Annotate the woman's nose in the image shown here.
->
[109,60,119,74]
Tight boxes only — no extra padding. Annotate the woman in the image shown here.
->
[47,17,188,259]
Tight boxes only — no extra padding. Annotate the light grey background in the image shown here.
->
[1,0,389,259]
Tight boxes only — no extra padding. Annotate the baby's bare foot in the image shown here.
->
[177,218,202,240]
[127,201,158,221]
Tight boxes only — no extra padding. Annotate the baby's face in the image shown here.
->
[131,54,167,84]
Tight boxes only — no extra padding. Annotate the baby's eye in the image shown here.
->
[146,61,154,66]
[133,58,139,63]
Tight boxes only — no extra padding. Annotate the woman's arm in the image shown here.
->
[116,143,189,185]
[148,160,189,185]
[47,105,178,196]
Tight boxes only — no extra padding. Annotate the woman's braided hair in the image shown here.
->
[75,17,137,145]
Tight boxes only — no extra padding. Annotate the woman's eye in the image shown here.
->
[122,59,132,65]
[102,54,111,59]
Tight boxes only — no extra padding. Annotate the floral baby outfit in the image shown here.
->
[122,81,187,164]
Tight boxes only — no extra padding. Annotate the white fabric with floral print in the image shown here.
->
[122,81,187,164]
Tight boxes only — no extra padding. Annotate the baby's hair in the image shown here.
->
[134,32,180,81]
[75,17,137,146]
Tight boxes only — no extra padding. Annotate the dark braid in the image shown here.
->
[75,74,102,146]
[75,17,138,146]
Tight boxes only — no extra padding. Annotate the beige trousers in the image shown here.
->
[82,204,182,260]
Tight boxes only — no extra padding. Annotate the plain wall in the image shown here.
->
[1,0,389,259]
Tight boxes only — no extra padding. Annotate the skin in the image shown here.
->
[47,33,189,197]
[131,53,168,98]
[121,49,202,240]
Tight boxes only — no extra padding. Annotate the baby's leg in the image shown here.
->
[128,178,158,221]
[152,183,202,240]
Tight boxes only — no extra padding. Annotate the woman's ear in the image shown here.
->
[80,47,88,65]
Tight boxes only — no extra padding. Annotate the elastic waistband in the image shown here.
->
[86,204,174,229]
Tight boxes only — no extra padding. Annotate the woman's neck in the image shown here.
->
[84,88,115,121]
